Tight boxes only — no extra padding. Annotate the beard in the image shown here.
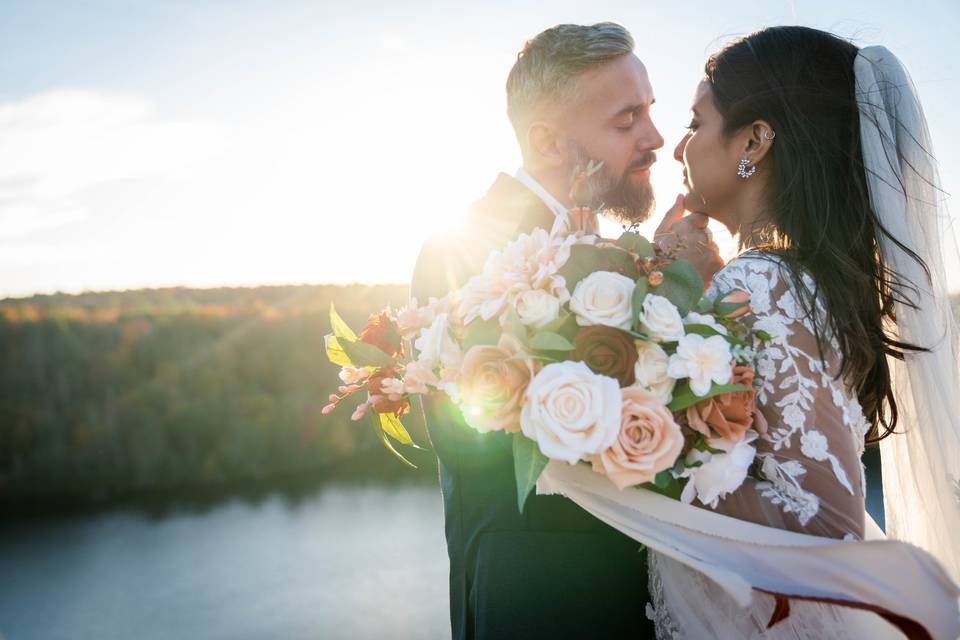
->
[569,142,656,225]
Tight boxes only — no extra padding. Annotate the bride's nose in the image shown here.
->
[673,133,690,162]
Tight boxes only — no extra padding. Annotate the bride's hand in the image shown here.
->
[654,195,724,289]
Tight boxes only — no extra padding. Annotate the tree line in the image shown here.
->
[0,284,435,508]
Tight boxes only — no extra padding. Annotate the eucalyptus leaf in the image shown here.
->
[615,231,655,259]
[324,334,353,367]
[650,259,703,316]
[339,337,394,368]
[329,303,358,341]
[529,331,576,352]
[513,435,549,514]
[558,245,641,291]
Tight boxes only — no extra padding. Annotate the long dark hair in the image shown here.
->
[705,26,930,442]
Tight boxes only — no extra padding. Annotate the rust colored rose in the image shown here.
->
[367,366,409,416]
[359,311,403,357]
[686,366,767,441]
[571,325,638,387]
[458,335,539,434]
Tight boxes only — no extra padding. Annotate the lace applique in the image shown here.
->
[647,552,681,639]
[708,252,866,524]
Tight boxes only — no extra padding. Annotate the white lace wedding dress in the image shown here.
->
[537,46,960,639]
[646,252,891,639]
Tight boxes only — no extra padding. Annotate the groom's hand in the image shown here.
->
[654,195,724,289]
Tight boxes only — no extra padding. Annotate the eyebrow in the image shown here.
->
[612,99,656,119]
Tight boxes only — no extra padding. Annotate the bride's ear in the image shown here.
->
[741,120,776,165]
[526,122,565,167]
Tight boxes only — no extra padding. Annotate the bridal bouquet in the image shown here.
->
[323,194,769,513]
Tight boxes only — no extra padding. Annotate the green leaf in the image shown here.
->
[558,245,641,292]
[653,469,673,489]
[339,338,394,368]
[754,329,773,341]
[529,331,576,352]
[682,323,724,338]
[502,307,527,343]
[371,414,417,469]
[325,334,353,367]
[630,277,649,332]
[379,412,414,446]
[538,311,578,340]
[644,473,684,500]
[650,259,703,316]
[696,296,714,314]
[715,299,750,318]
[513,434,549,514]
[666,380,752,412]
[463,317,500,350]
[329,303,358,341]
[615,231,655,259]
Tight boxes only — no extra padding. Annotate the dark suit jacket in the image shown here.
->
[411,174,654,640]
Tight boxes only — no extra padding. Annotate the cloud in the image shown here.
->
[0,89,226,233]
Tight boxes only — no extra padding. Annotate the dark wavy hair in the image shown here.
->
[705,26,930,442]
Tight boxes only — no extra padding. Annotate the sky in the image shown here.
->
[1,0,958,297]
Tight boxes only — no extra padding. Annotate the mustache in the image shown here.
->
[627,152,657,172]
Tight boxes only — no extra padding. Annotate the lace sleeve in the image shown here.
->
[705,253,870,540]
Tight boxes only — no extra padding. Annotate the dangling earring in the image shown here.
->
[737,157,756,179]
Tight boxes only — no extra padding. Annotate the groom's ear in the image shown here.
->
[742,120,775,165]
[526,121,565,167]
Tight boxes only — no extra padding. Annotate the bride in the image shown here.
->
[539,26,960,638]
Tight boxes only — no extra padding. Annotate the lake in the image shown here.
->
[0,484,450,640]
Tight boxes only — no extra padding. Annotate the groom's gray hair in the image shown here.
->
[506,23,634,140]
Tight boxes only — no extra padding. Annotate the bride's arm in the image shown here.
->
[706,255,867,540]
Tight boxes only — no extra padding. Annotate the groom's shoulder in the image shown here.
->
[410,173,544,301]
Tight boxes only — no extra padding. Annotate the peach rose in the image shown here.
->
[592,386,685,490]
[686,365,767,441]
[458,335,539,433]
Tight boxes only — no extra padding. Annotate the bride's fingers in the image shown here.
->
[655,194,686,237]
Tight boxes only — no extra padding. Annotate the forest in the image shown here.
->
[0,284,437,509]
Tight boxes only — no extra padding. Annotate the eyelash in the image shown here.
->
[685,121,699,132]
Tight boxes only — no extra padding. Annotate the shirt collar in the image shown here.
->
[513,167,568,220]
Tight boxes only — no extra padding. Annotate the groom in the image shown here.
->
[412,23,722,639]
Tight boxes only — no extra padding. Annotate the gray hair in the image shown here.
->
[506,23,635,138]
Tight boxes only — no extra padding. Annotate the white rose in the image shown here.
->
[633,340,676,405]
[515,289,561,328]
[520,361,622,464]
[637,294,685,341]
[680,433,757,508]
[569,271,636,330]
[666,333,733,397]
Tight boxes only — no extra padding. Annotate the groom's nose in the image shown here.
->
[637,118,665,153]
